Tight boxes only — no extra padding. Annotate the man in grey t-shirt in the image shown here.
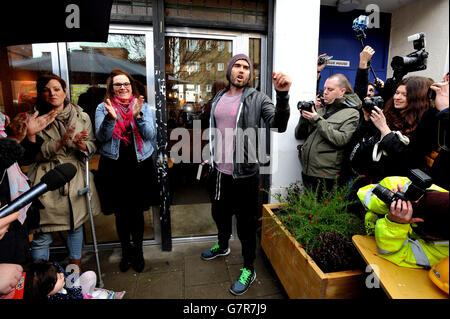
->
[201,54,291,296]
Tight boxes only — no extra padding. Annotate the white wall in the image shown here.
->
[387,0,449,81]
[269,0,321,202]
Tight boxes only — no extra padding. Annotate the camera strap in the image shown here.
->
[323,106,348,120]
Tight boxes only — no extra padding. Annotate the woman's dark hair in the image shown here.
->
[104,68,140,102]
[23,261,59,299]
[383,76,433,137]
[36,73,69,114]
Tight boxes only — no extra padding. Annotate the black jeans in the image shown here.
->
[114,208,144,253]
[302,173,342,200]
[0,220,30,265]
[208,168,259,270]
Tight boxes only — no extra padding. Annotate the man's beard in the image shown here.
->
[230,75,250,89]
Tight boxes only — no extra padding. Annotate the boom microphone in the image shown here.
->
[0,163,77,219]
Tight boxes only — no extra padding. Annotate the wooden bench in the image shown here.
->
[352,235,448,299]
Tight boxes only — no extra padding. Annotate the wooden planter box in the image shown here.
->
[261,203,364,299]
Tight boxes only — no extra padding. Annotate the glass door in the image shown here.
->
[164,29,264,240]
[61,26,156,246]
[0,43,59,117]
[165,35,232,239]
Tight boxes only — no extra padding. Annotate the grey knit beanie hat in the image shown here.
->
[226,54,252,82]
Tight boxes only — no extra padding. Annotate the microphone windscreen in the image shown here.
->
[40,163,77,191]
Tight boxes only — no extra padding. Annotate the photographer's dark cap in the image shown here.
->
[226,54,252,82]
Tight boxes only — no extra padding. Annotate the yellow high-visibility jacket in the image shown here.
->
[357,176,449,268]
[375,215,448,268]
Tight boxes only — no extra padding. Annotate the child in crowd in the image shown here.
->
[23,261,125,299]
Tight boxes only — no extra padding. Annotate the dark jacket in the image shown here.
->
[354,67,370,102]
[348,118,423,182]
[209,87,290,179]
[295,92,361,178]
[410,107,449,190]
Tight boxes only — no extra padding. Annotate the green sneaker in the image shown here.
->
[229,268,256,296]
[201,242,230,260]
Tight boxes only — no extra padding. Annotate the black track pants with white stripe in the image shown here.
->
[208,167,259,269]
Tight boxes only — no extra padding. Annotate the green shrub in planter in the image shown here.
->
[268,178,365,273]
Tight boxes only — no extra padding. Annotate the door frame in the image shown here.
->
[163,27,267,245]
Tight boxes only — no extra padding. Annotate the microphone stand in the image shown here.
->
[356,30,381,88]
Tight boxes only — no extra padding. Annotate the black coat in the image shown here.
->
[348,119,422,183]
[209,88,290,179]
[409,107,449,190]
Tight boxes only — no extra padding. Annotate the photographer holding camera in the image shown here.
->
[358,177,448,269]
[295,73,361,192]
[347,75,433,184]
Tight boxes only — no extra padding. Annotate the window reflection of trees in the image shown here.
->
[165,37,232,129]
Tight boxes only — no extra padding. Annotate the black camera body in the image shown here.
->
[372,169,433,206]
[297,101,315,113]
[391,33,428,80]
[362,96,384,113]
[317,89,325,105]
[318,55,333,66]
[427,87,436,100]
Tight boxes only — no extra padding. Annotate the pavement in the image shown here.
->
[80,238,288,300]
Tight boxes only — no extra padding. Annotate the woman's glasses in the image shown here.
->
[113,82,131,88]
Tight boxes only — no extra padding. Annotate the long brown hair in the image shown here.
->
[383,76,432,136]
[104,68,140,102]
[23,261,59,299]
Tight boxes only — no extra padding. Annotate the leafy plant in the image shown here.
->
[267,178,365,272]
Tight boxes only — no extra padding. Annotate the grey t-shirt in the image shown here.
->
[213,92,242,175]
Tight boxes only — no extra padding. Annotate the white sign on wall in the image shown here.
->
[327,60,350,67]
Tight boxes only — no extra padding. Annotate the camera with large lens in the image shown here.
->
[297,101,315,113]
[362,96,384,113]
[391,33,428,81]
[372,169,433,206]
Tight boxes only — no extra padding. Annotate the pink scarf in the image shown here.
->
[111,95,144,155]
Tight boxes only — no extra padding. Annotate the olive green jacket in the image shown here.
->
[295,92,361,178]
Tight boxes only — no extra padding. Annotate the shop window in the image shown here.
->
[165,35,232,238]
[66,33,154,244]
[0,44,57,117]
[249,38,261,90]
